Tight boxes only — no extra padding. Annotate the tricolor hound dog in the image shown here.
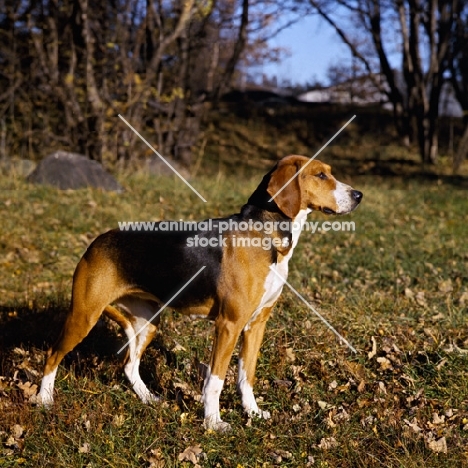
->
[39,155,362,432]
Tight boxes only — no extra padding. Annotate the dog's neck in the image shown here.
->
[244,167,283,215]
[239,172,311,257]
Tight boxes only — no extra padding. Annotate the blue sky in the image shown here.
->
[253,15,352,86]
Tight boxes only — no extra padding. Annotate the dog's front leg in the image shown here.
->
[237,306,273,420]
[203,314,243,432]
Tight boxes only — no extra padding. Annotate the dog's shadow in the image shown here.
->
[0,300,185,398]
[0,301,67,351]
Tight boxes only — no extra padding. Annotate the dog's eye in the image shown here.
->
[315,172,328,180]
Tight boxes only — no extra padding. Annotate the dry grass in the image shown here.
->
[1,145,468,466]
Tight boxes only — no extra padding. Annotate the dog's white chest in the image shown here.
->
[245,209,310,329]
[244,261,288,331]
[262,259,289,307]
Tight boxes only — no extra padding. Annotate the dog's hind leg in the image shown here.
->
[111,297,160,404]
[38,257,116,406]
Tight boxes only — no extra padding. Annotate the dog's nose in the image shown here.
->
[351,190,363,202]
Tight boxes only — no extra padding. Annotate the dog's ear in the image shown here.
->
[267,158,302,219]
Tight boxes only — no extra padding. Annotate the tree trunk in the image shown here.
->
[213,0,249,101]
[424,103,440,165]
[309,0,456,167]
[453,118,468,173]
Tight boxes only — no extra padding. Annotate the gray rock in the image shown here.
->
[27,151,123,191]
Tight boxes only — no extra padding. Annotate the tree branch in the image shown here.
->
[214,0,249,100]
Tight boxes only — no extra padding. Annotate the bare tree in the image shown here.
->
[450,0,468,172]
[0,0,310,164]
[308,0,459,164]
[1,0,202,162]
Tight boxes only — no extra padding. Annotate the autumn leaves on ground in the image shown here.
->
[1,136,468,466]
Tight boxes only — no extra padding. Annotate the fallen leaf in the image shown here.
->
[337,382,351,393]
[5,436,18,448]
[13,347,28,356]
[173,381,200,400]
[79,234,91,245]
[17,381,38,398]
[18,248,40,264]
[11,424,24,440]
[404,418,422,433]
[34,281,53,291]
[445,409,454,418]
[326,410,337,428]
[378,381,387,394]
[334,406,350,423]
[317,437,338,450]
[317,400,333,410]
[290,365,304,380]
[274,379,292,388]
[459,291,468,306]
[285,347,296,362]
[368,336,377,359]
[269,449,293,462]
[377,357,393,371]
[415,291,427,307]
[438,279,453,293]
[79,414,91,432]
[436,358,447,370]
[178,444,203,464]
[112,415,125,427]
[344,361,366,380]
[79,442,91,453]
[428,437,447,453]
[361,415,375,428]
[148,448,165,468]
[172,342,187,352]
[432,413,445,425]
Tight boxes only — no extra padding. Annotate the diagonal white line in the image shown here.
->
[269,114,356,202]
[269,266,357,353]
[117,266,206,354]
[118,114,207,203]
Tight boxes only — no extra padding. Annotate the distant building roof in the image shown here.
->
[297,75,388,105]
[297,75,463,117]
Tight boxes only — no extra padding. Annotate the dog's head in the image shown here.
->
[267,155,363,219]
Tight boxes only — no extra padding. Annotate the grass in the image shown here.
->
[1,155,468,467]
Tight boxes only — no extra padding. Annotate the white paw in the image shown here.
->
[257,409,271,420]
[203,416,232,433]
[132,379,161,404]
[33,392,54,408]
[246,408,271,420]
[140,392,161,405]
